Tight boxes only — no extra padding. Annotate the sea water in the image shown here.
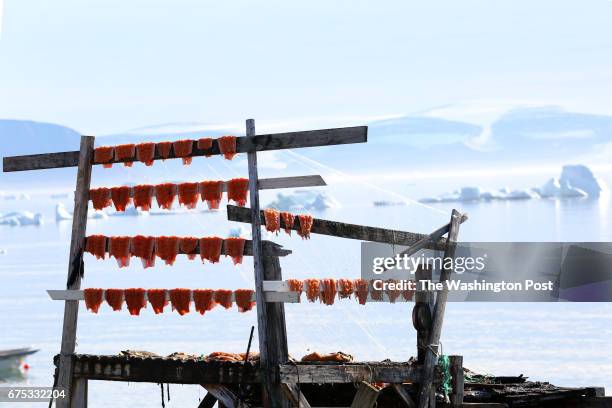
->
[1,171,611,406]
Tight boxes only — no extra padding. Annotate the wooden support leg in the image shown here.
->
[392,384,417,408]
[281,383,312,408]
[201,384,241,408]
[70,378,87,408]
[350,382,379,408]
[56,136,94,408]
[449,355,464,407]
[197,392,218,408]
[418,209,463,408]
[413,265,433,365]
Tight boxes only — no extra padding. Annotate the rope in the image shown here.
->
[437,355,452,399]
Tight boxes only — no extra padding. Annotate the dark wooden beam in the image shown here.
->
[84,236,292,257]
[68,354,261,384]
[3,126,367,172]
[197,392,218,408]
[278,363,422,384]
[227,205,453,249]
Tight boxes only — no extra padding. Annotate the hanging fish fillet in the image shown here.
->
[84,288,104,313]
[197,138,213,157]
[169,288,191,315]
[90,187,111,210]
[156,141,172,160]
[179,237,199,260]
[147,289,168,314]
[85,235,107,260]
[193,289,216,315]
[218,135,237,160]
[280,212,295,235]
[156,236,179,265]
[136,142,155,166]
[110,186,132,212]
[200,180,223,210]
[224,237,245,265]
[214,289,233,309]
[105,289,124,311]
[304,279,321,303]
[94,146,114,168]
[114,144,136,167]
[125,288,147,315]
[264,208,280,233]
[178,182,200,209]
[354,279,369,305]
[173,139,194,165]
[338,279,354,299]
[155,183,177,210]
[109,236,131,267]
[131,235,156,268]
[234,289,255,312]
[227,178,249,207]
[320,278,337,305]
[301,351,353,363]
[200,237,223,263]
[297,214,314,239]
[133,184,154,211]
[385,279,401,303]
[370,280,383,301]
[403,282,415,301]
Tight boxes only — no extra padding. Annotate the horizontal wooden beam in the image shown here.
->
[89,175,326,199]
[83,237,291,257]
[227,205,452,249]
[3,126,367,172]
[262,281,414,303]
[61,354,262,384]
[279,363,422,384]
[47,289,298,303]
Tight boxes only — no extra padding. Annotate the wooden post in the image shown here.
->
[56,136,94,408]
[413,265,433,365]
[246,119,289,408]
[449,355,464,407]
[71,378,88,408]
[350,382,380,408]
[417,209,463,408]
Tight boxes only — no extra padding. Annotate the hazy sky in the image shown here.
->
[1,0,611,134]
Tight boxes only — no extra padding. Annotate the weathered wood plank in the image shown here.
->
[246,119,289,408]
[449,355,464,407]
[3,126,367,172]
[202,384,244,408]
[281,383,312,408]
[413,266,433,364]
[70,378,88,408]
[227,205,452,249]
[258,175,326,190]
[350,382,379,408]
[67,355,261,384]
[46,289,299,303]
[88,175,326,199]
[83,237,292,257]
[56,136,94,408]
[418,209,463,408]
[279,364,422,384]
[392,384,417,408]
[3,150,81,172]
[197,392,218,408]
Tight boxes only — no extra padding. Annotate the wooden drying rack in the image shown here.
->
[3,120,466,408]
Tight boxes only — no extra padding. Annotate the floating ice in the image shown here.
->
[267,190,340,211]
[559,165,607,198]
[0,211,43,226]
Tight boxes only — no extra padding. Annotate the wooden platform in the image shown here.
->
[53,354,426,385]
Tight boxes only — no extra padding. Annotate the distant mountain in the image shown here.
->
[2,104,611,188]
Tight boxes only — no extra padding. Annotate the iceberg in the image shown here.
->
[0,211,43,226]
[108,207,149,217]
[559,180,588,198]
[559,165,607,197]
[506,189,540,200]
[459,187,481,201]
[267,191,340,211]
[55,203,72,221]
[539,178,561,198]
